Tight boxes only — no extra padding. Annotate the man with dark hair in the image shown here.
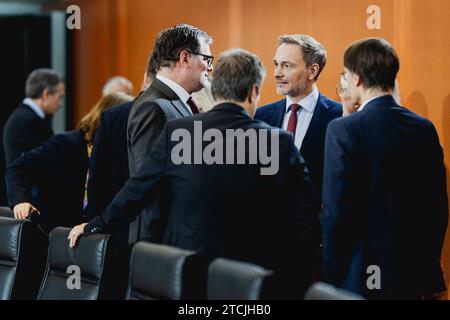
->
[255,34,342,196]
[320,38,448,299]
[69,48,316,298]
[127,23,213,243]
[3,68,64,166]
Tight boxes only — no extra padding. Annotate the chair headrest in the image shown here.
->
[48,227,111,280]
[129,242,197,299]
[0,217,30,262]
[304,282,365,300]
[208,258,273,300]
[0,206,14,219]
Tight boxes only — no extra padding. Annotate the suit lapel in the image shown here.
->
[151,78,191,117]
[270,99,286,127]
[171,100,191,117]
[301,94,328,155]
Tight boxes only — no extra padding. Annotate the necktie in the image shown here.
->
[287,103,301,134]
[187,96,200,114]
[82,143,93,219]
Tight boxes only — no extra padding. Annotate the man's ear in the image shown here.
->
[41,88,50,100]
[179,50,190,64]
[353,73,362,87]
[248,85,259,104]
[309,63,319,81]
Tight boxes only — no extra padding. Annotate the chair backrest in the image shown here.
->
[207,258,273,300]
[0,206,14,218]
[304,282,365,300]
[0,216,48,300]
[126,242,205,300]
[38,227,127,300]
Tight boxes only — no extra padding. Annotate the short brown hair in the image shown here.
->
[279,34,327,81]
[79,92,133,143]
[344,38,399,91]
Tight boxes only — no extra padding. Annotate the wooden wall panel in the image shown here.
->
[68,0,450,296]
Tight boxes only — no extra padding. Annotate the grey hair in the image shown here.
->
[211,49,266,102]
[279,34,327,81]
[102,76,133,96]
[25,68,64,99]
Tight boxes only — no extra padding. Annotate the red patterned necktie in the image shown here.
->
[187,96,200,114]
[287,103,301,134]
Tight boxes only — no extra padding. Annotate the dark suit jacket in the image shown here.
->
[6,130,88,233]
[320,95,448,299]
[87,101,133,218]
[87,103,317,298]
[255,93,342,195]
[127,78,192,243]
[3,103,54,166]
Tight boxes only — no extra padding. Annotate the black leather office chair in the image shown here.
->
[38,227,128,300]
[304,282,365,300]
[207,258,273,300]
[0,206,14,218]
[0,216,48,300]
[126,242,206,300]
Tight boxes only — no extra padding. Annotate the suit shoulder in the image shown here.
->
[50,130,85,145]
[318,94,342,115]
[256,99,285,115]
[103,101,133,119]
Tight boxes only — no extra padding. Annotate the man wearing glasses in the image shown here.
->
[123,23,213,244]
[321,38,448,299]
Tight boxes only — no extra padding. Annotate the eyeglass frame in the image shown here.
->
[163,50,214,67]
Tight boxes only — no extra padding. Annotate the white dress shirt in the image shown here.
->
[358,95,386,112]
[282,86,319,150]
[156,73,193,115]
[23,97,45,119]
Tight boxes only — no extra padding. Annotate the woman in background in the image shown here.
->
[6,92,133,233]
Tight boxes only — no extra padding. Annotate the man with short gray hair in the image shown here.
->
[69,48,317,298]
[102,76,134,96]
[3,68,64,166]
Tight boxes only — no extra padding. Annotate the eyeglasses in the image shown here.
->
[164,51,214,68]
[336,72,348,98]
[191,52,214,67]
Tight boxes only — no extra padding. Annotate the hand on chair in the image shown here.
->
[68,223,88,248]
[13,202,39,219]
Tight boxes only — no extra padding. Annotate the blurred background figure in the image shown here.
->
[3,68,64,167]
[102,76,134,97]
[6,92,132,234]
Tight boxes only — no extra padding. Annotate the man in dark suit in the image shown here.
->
[255,35,342,195]
[320,38,448,299]
[3,68,64,166]
[126,24,213,243]
[69,49,317,298]
[86,58,157,245]
[6,130,88,233]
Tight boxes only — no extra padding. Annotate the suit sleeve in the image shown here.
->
[86,112,110,218]
[85,124,169,234]
[319,119,358,286]
[422,124,449,292]
[128,101,167,174]
[6,136,61,208]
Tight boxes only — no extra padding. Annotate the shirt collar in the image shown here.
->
[156,73,191,106]
[358,95,385,112]
[23,97,45,119]
[285,85,319,113]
